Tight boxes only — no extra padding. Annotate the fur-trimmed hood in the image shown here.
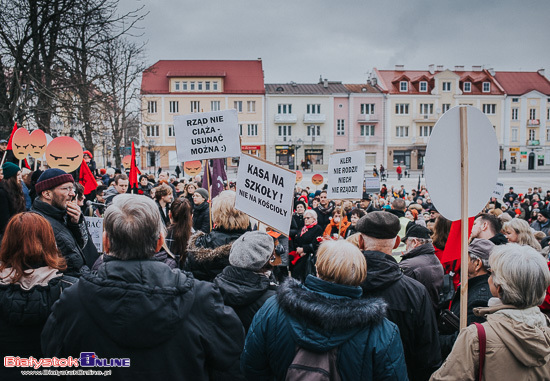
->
[277,276,387,349]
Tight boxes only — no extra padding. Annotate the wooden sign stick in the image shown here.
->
[459,106,469,330]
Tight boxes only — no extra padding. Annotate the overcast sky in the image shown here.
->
[119,0,550,84]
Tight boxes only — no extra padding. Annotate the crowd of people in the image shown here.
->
[0,160,549,380]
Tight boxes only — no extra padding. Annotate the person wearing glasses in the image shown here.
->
[31,168,88,277]
[291,209,323,282]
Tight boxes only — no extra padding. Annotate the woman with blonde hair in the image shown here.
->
[503,218,542,251]
[242,240,408,380]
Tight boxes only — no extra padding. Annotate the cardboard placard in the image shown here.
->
[84,217,103,253]
[365,176,381,194]
[327,150,365,200]
[235,154,295,235]
[492,182,504,199]
[174,109,241,162]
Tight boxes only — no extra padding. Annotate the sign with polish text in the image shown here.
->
[327,150,365,199]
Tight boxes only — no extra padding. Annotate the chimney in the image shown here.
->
[428,64,435,74]
[472,65,482,72]
[488,67,495,76]
[395,64,405,71]
[538,68,546,77]
[323,78,328,88]
[436,65,444,72]
[454,65,464,71]
[319,75,323,84]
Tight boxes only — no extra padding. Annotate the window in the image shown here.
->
[146,125,159,137]
[278,104,292,114]
[511,128,518,142]
[419,81,427,92]
[442,104,451,113]
[307,125,320,136]
[234,101,243,112]
[278,125,292,136]
[190,82,195,91]
[169,101,179,113]
[512,98,519,103]
[463,82,471,92]
[547,129,550,141]
[175,82,180,91]
[211,101,220,111]
[212,82,218,91]
[419,103,434,115]
[336,119,345,136]
[190,101,200,113]
[442,82,451,92]
[307,104,321,114]
[147,101,157,114]
[396,126,409,137]
[247,124,258,136]
[360,125,375,136]
[395,103,409,115]
[182,82,188,91]
[197,82,203,91]
[529,108,537,119]
[547,108,550,120]
[419,125,433,137]
[247,101,256,113]
[399,81,408,92]
[168,125,175,137]
[205,81,210,91]
[239,124,243,136]
[482,104,496,115]
[361,104,375,114]
[511,108,518,120]
[482,82,490,92]
[529,129,536,140]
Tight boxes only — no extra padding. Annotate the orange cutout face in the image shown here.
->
[295,170,303,183]
[184,160,202,176]
[312,174,324,185]
[122,155,132,168]
[29,129,47,159]
[46,136,83,173]
[12,128,31,160]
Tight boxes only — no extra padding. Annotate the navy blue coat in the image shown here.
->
[241,275,408,381]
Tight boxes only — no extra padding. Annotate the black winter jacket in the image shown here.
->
[291,224,323,283]
[32,198,88,277]
[192,201,211,233]
[214,266,277,331]
[41,259,244,380]
[361,250,441,381]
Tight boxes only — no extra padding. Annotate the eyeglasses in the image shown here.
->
[304,217,314,220]
[57,186,76,193]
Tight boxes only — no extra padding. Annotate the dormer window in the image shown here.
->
[442,82,451,92]
[483,82,490,92]
[419,81,427,92]
[463,82,471,92]
[400,81,408,92]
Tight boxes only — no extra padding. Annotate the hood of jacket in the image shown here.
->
[214,266,273,307]
[78,259,195,349]
[361,250,403,292]
[277,276,387,350]
[401,242,435,260]
[186,230,238,265]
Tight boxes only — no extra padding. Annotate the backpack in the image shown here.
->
[285,346,341,381]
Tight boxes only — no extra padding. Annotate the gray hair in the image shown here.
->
[104,194,166,260]
[489,244,550,308]
[469,253,490,270]
[304,209,318,220]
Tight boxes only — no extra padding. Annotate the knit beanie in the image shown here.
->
[2,162,20,179]
[194,188,209,200]
[229,231,275,271]
[35,168,74,194]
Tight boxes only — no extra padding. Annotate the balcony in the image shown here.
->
[357,114,380,123]
[527,119,540,127]
[413,113,438,122]
[354,135,383,145]
[274,114,298,123]
[303,135,326,144]
[275,135,292,144]
[303,113,326,123]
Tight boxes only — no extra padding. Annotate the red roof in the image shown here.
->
[493,71,550,96]
[141,60,265,94]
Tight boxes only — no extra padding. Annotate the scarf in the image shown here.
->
[316,201,335,215]
[301,221,318,236]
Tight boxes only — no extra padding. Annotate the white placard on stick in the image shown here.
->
[235,154,295,235]
[492,182,504,199]
[84,217,104,253]
[174,109,241,162]
[424,105,499,221]
[327,150,365,199]
[364,176,381,194]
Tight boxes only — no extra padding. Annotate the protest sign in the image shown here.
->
[365,176,381,194]
[492,182,504,199]
[12,128,31,160]
[235,154,295,235]
[174,109,241,162]
[84,217,103,253]
[45,136,84,173]
[312,174,324,185]
[327,150,365,199]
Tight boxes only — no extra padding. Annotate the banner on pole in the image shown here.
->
[174,109,241,162]
[327,150,365,199]
[235,154,295,235]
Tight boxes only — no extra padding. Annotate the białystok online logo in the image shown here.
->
[4,353,130,369]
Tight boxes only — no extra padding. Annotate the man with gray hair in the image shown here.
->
[439,238,495,359]
[42,194,244,379]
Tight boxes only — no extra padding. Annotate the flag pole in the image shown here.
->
[206,159,212,232]
[459,106,469,330]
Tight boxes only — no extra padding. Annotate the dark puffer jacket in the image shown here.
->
[361,250,441,381]
[192,201,211,233]
[185,229,247,281]
[0,267,76,380]
[31,198,88,276]
[41,259,244,380]
[214,266,277,331]
[241,275,408,380]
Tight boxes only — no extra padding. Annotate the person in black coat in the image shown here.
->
[0,162,26,238]
[313,190,335,231]
[41,194,244,380]
[291,209,323,283]
[153,183,173,226]
[214,231,277,332]
[192,187,211,233]
[355,211,441,381]
[289,200,306,241]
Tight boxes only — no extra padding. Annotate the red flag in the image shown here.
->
[79,159,98,195]
[440,217,475,265]
[129,141,141,193]
[6,122,17,150]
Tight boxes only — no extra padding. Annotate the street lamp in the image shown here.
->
[288,138,303,170]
